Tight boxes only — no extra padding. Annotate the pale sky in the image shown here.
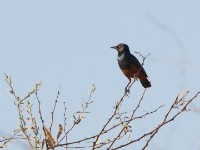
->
[0,1,200,150]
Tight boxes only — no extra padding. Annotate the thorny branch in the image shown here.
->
[1,74,199,150]
[107,89,147,149]
[4,74,42,149]
[113,91,200,150]
[56,104,163,147]
[63,102,68,149]
[50,85,61,133]
[92,90,127,149]
[56,84,96,147]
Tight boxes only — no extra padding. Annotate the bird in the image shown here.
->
[111,43,151,91]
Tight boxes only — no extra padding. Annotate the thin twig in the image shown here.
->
[63,102,68,150]
[57,84,96,146]
[35,84,47,149]
[107,89,146,149]
[49,85,61,133]
[141,91,200,150]
[92,92,127,149]
[112,91,200,150]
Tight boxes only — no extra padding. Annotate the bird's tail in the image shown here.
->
[140,78,151,88]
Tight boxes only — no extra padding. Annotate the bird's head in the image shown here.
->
[111,43,130,53]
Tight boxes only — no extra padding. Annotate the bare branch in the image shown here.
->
[50,85,61,133]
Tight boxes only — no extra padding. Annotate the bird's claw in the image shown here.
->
[125,88,130,96]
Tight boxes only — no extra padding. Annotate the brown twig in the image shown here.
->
[26,100,40,149]
[35,84,45,128]
[63,102,68,150]
[3,73,199,150]
[0,131,21,148]
[49,85,61,133]
[141,91,200,150]
[112,91,200,150]
[107,89,146,149]
[35,84,48,149]
[5,74,42,149]
[57,84,96,146]
[92,92,127,149]
[60,102,163,149]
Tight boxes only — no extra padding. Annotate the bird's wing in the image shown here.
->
[129,54,148,77]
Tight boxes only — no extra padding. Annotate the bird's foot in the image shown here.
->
[125,88,130,96]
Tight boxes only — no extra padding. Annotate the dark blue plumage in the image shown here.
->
[111,43,151,88]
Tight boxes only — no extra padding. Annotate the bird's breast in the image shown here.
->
[117,54,131,70]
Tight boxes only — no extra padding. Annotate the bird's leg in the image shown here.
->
[134,73,139,81]
[126,76,137,94]
[127,73,138,90]
[128,79,135,90]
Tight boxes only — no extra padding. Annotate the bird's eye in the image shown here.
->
[118,45,121,48]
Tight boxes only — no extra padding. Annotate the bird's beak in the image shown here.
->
[110,46,117,49]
